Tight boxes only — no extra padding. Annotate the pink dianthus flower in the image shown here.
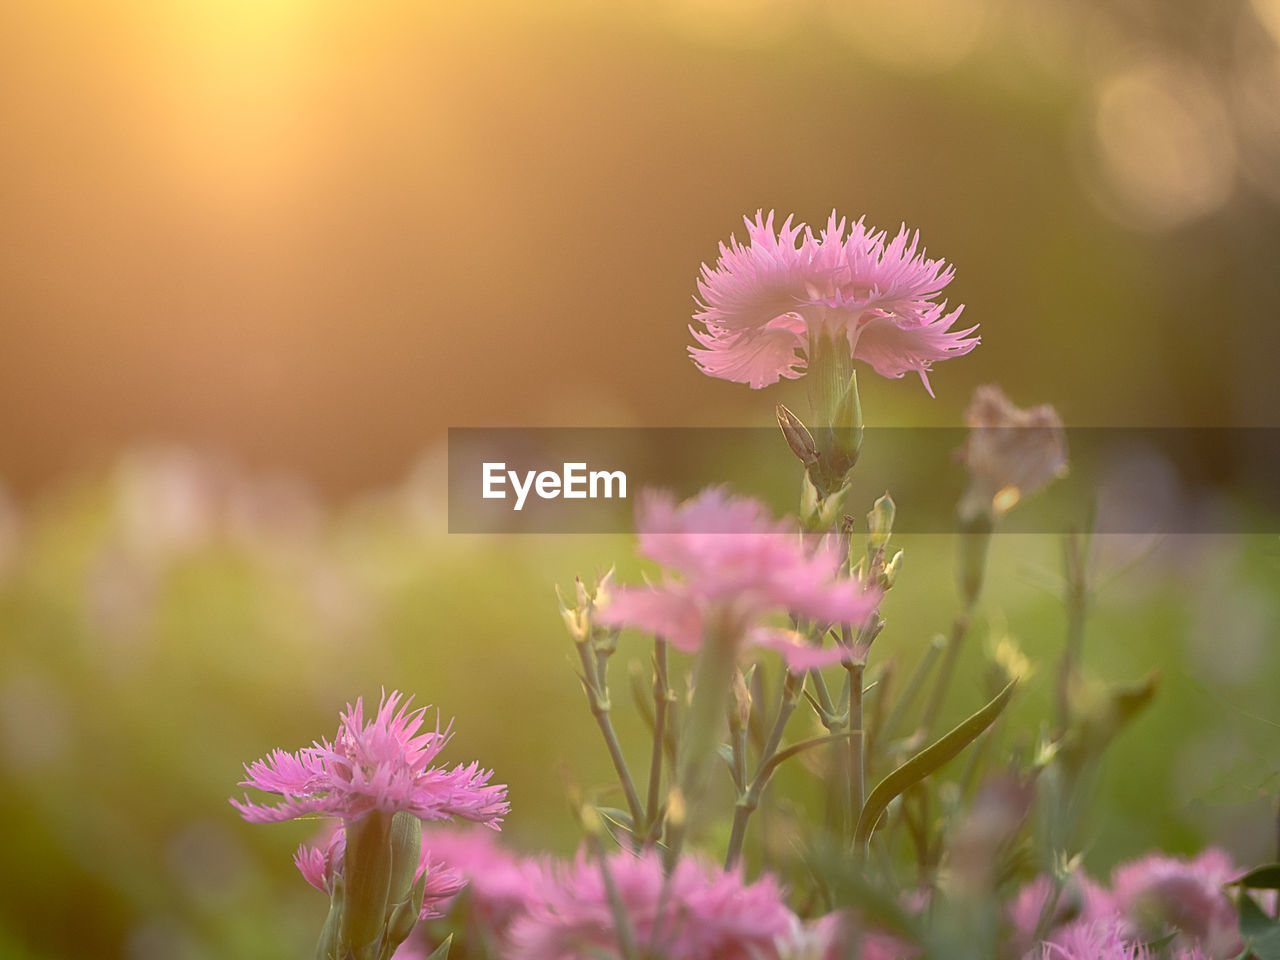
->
[689,210,978,394]
[1109,849,1242,958]
[1038,919,1151,960]
[231,690,509,827]
[508,848,798,960]
[1007,871,1114,956]
[596,488,880,670]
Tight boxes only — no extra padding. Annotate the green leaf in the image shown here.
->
[855,679,1017,849]
[1238,892,1280,960]
[594,806,636,845]
[1235,863,1280,890]
[757,731,857,792]
[424,934,453,960]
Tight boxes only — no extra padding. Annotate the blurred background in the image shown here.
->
[2,0,1280,957]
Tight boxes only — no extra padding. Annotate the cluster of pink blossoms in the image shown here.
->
[1008,849,1251,960]
[407,839,891,960]
[596,487,881,670]
[394,842,1249,960]
[689,210,978,394]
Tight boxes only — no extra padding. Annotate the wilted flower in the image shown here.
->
[231,690,508,826]
[596,488,880,670]
[958,385,1068,522]
[508,848,797,960]
[295,826,467,921]
[689,210,978,393]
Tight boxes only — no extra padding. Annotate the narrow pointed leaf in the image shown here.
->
[424,934,453,960]
[855,680,1016,849]
[1235,864,1280,890]
[757,731,856,791]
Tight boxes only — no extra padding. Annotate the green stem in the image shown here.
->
[848,662,866,829]
[589,830,640,960]
[821,669,851,844]
[1055,531,1089,733]
[881,636,945,748]
[919,611,972,737]
[667,625,736,870]
[576,641,645,840]
[645,639,671,840]
[725,668,805,869]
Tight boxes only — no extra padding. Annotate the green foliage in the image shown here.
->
[855,679,1017,849]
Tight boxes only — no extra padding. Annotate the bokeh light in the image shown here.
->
[1088,57,1236,231]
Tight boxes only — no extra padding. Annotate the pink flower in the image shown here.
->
[418,827,544,935]
[689,211,978,394]
[231,690,509,827]
[1007,872,1115,957]
[596,488,880,670]
[1038,919,1151,960]
[294,825,466,921]
[1109,849,1242,958]
[508,849,797,960]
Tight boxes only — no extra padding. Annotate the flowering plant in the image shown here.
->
[233,210,1280,960]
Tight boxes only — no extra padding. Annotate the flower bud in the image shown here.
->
[882,549,904,589]
[556,568,615,645]
[866,492,896,549]
[556,584,590,644]
[777,404,820,466]
[384,871,428,955]
[800,475,848,532]
[827,370,864,479]
[386,811,423,913]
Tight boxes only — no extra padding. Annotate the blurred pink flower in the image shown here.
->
[295,826,466,921]
[231,690,508,827]
[1109,849,1242,958]
[508,848,797,960]
[1007,872,1115,957]
[1038,919,1152,960]
[596,488,880,669]
[418,827,544,935]
[689,211,978,394]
